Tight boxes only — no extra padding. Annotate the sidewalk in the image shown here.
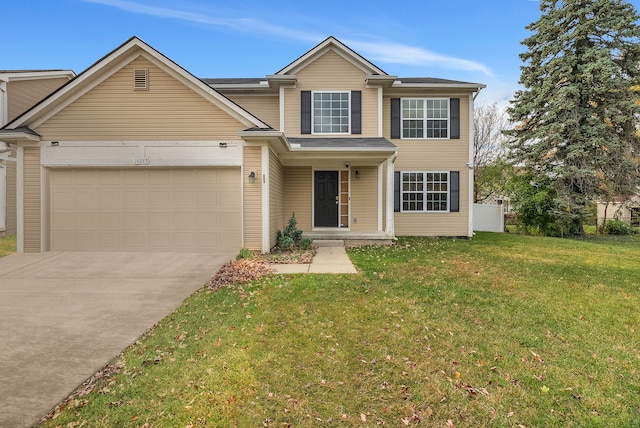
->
[272,240,357,274]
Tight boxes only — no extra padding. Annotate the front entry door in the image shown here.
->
[314,171,339,227]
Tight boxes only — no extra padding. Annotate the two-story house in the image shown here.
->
[0,36,484,253]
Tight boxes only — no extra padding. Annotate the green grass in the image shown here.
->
[0,234,16,257]
[41,233,640,427]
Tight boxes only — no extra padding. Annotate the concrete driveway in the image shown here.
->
[0,250,233,428]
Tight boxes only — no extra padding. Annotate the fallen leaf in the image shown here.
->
[541,385,550,393]
[361,413,367,422]
[531,350,544,363]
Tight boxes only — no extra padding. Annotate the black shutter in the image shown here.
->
[351,90,361,134]
[450,98,460,139]
[391,98,401,139]
[450,171,460,212]
[301,91,311,134]
[394,171,401,212]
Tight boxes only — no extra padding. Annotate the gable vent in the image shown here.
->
[134,69,148,90]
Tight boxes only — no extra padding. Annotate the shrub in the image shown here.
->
[276,212,313,251]
[299,237,313,250]
[282,212,303,243]
[604,219,637,236]
[236,248,254,260]
[278,235,295,250]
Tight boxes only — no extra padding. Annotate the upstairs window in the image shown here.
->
[313,91,350,134]
[401,98,449,139]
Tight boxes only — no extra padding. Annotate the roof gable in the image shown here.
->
[275,36,387,77]
[4,36,268,131]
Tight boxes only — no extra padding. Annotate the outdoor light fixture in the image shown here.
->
[354,169,360,180]
[248,171,256,184]
[345,161,350,167]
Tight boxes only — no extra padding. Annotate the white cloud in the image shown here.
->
[81,0,492,76]
[344,40,493,77]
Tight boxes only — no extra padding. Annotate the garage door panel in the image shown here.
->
[50,168,241,252]
[99,212,123,228]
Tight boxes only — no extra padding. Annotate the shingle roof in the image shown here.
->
[287,137,396,150]
[396,77,481,85]
[202,78,265,85]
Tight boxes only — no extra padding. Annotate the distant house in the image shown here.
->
[0,36,485,253]
[0,70,75,236]
[597,195,640,228]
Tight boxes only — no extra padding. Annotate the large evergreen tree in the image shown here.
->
[507,0,640,235]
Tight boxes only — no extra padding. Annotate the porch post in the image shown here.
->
[385,153,397,235]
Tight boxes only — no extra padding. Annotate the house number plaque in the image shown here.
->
[133,157,151,165]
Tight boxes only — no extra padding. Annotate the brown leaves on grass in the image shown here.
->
[40,354,126,424]
[206,259,274,290]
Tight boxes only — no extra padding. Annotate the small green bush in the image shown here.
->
[299,237,313,250]
[604,219,637,235]
[278,235,295,250]
[276,212,313,251]
[236,248,254,260]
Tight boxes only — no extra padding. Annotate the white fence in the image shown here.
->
[473,203,504,232]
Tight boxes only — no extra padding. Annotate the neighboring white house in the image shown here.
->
[0,70,75,235]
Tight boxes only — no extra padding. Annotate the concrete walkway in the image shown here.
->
[0,251,233,428]
[272,240,357,274]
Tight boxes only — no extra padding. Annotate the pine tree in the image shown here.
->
[507,0,640,236]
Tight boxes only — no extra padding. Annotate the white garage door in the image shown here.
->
[49,168,242,252]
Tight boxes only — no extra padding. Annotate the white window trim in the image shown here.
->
[400,170,450,213]
[400,97,450,140]
[311,91,351,135]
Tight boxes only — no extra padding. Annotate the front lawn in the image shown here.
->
[41,233,640,427]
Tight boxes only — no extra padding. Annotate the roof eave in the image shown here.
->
[392,82,486,90]
[365,75,398,88]
[0,129,41,143]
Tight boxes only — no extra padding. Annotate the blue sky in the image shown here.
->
[3,0,640,106]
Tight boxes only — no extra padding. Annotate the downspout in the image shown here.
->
[473,86,483,101]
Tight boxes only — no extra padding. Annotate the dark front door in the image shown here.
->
[314,171,339,227]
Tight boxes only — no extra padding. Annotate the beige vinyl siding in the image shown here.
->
[269,149,285,248]
[6,78,69,123]
[283,166,312,232]
[350,166,378,232]
[23,148,41,252]
[6,152,16,235]
[383,95,471,236]
[36,56,245,141]
[227,94,279,130]
[243,146,262,250]
[283,50,378,137]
